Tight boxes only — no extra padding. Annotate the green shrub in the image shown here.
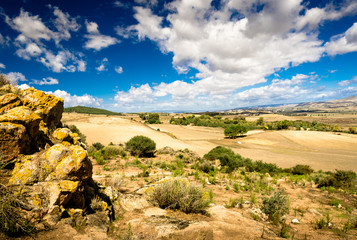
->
[92,142,105,150]
[204,146,243,171]
[149,178,212,213]
[103,145,127,157]
[195,160,214,173]
[317,170,356,190]
[291,165,313,175]
[224,124,247,138]
[261,190,289,225]
[125,135,156,157]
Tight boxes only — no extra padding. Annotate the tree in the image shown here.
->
[257,117,264,125]
[146,113,161,124]
[224,125,247,138]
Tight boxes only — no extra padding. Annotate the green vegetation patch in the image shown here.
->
[64,106,123,115]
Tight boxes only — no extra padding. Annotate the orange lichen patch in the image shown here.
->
[0,106,41,124]
[39,120,49,135]
[53,128,72,141]
[0,93,22,113]
[21,87,63,115]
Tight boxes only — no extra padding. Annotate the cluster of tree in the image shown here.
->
[170,115,342,134]
[139,113,161,124]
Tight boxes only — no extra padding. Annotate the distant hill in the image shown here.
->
[64,106,124,115]
[230,96,357,113]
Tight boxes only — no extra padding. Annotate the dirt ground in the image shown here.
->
[62,113,357,172]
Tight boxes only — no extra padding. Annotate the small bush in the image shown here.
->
[0,184,36,236]
[103,145,127,157]
[149,178,211,213]
[261,190,289,225]
[291,164,313,175]
[92,142,105,150]
[125,135,156,157]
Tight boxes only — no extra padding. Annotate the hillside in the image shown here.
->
[270,96,357,112]
[64,106,123,115]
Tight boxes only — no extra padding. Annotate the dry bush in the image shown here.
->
[109,174,126,189]
[149,178,212,214]
[0,184,36,236]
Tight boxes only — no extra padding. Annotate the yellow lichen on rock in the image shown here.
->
[0,106,41,123]
[52,128,80,144]
[45,143,92,181]
[9,155,39,185]
[0,93,22,113]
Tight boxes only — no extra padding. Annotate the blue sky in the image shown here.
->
[0,0,357,112]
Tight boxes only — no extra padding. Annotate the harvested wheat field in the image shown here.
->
[62,113,357,172]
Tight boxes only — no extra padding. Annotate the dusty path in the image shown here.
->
[62,113,357,171]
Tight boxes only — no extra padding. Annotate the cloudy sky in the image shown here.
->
[1,0,357,112]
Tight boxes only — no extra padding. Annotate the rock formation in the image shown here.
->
[0,84,106,235]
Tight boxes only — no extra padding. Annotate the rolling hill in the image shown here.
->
[64,106,124,115]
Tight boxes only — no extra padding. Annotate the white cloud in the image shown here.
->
[39,50,74,72]
[96,58,108,71]
[6,7,80,44]
[18,83,31,90]
[114,84,154,106]
[110,0,357,111]
[5,72,27,85]
[51,6,80,43]
[0,34,4,45]
[325,22,357,56]
[113,1,129,8]
[130,1,327,98]
[0,63,5,69]
[5,9,53,42]
[76,60,86,72]
[114,66,123,74]
[32,77,59,85]
[338,76,357,86]
[47,90,103,107]
[84,20,119,51]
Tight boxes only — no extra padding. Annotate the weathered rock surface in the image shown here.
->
[0,122,30,161]
[0,84,103,235]
[0,86,63,163]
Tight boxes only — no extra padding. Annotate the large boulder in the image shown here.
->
[21,88,63,130]
[9,142,92,185]
[0,122,30,162]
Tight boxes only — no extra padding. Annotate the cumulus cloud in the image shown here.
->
[110,0,357,111]
[114,66,123,74]
[129,0,328,97]
[96,58,108,71]
[84,20,119,51]
[325,22,357,56]
[39,50,80,73]
[0,63,5,69]
[18,83,31,90]
[338,76,357,86]
[114,84,154,106]
[51,6,80,43]
[5,9,53,42]
[47,90,103,107]
[6,8,86,72]
[32,77,59,85]
[5,72,27,85]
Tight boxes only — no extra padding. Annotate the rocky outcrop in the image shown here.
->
[0,84,102,233]
[0,86,63,162]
